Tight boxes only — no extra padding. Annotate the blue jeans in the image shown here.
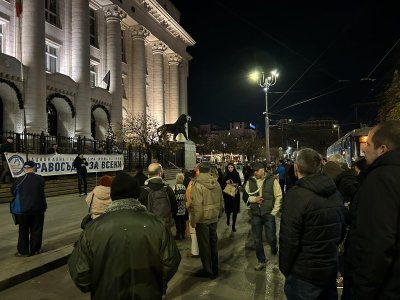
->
[251,213,277,263]
[284,274,338,300]
[77,173,87,194]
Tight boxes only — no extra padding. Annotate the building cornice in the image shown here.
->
[136,0,195,46]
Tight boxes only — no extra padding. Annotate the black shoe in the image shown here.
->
[227,219,230,226]
[193,269,212,278]
[15,252,30,257]
[271,247,278,255]
[232,226,236,232]
[31,250,42,255]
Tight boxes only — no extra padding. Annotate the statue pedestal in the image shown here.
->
[182,140,196,170]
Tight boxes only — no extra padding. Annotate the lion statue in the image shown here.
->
[157,114,189,141]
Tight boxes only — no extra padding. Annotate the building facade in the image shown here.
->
[0,0,194,140]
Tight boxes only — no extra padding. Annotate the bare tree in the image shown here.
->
[119,113,160,156]
[379,70,400,121]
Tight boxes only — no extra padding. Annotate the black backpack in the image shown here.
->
[144,185,173,226]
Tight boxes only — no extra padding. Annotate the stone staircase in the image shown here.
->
[0,168,181,204]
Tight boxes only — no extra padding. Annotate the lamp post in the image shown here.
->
[294,139,299,153]
[250,70,279,162]
[333,124,340,139]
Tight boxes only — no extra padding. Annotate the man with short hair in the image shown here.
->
[47,143,60,154]
[187,162,224,279]
[348,121,400,300]
[11,161,47,257]
[69,172,181,299]
[0,136,14,183]
[133,164,148,187]
[245,162,282,271]
[138,163,177,223]
[279,148,345,300]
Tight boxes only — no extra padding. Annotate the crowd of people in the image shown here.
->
[5,120,400,300]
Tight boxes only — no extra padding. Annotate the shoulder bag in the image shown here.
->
[223,179,238,197]
[9,174,28,225]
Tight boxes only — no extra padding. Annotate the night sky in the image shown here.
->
[171,1,399,131]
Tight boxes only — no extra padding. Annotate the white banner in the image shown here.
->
[5,153,124,177]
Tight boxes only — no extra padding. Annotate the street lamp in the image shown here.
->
[333,124,340,139]
[294,139,299,153]
[250,69,279,162]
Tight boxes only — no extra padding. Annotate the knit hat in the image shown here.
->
[111,172,137,201]
[99,175,112,187]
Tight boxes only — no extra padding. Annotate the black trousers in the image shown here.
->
[77,173,87,194]
[196,222,218,277]
[17,212,45,255]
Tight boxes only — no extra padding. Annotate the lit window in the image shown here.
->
[90,65,97,87]
[89,8,98,47]
[45,0,58,26]
[0,24,3,53]
[121,30,126,62]
[45,44,58,73]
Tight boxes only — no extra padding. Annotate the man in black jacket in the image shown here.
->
[279,148,345,300]
[11,161,47,257]
[348,121,400,300]
[73,154,88,195]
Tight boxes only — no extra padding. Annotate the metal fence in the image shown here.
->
[0,131,185,170]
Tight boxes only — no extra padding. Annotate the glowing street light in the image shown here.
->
[249,69,279,162]
[333,124,340,139]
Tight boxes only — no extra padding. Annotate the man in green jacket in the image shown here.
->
[68,172,181,300]
[187,162,224,279]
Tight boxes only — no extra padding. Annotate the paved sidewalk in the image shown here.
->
[0,182,288,299]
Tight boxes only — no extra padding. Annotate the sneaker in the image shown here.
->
[80,193,85,196]
[186,251,200,258]
[254,262,266,271]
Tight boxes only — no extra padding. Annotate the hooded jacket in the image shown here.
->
[85,185,112,219]
[188,172,224,226]
[68,198,181,300]
[279,173,345,285]
[352,148,400,300]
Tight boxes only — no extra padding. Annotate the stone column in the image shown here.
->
[103,5,126,131]
[71,1,91,138]
[179,59,188,115]
[151,41,167,126]
[167,53,182,123]
[21,0,46,133]
[130,25,149,116]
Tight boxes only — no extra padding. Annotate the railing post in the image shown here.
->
[40,131,46,154]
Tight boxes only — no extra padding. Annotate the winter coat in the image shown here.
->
[221,171,241,214]
[72,156,88,175]
[279,173,345,285]
[11,173,47,214]
[85,185,112,219]
[68,198,181,300]
[322,161,348,183]
[1,141,14,161]
[187,173,224,226]
[351,148,400,300]
[138,177,178,217]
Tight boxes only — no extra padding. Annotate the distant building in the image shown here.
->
[0,0,194,139]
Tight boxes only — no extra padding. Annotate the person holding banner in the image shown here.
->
[73,154,88,196]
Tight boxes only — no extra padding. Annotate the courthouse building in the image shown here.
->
[0,0,195,140]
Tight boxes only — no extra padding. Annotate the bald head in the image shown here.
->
[148,163,163,177]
